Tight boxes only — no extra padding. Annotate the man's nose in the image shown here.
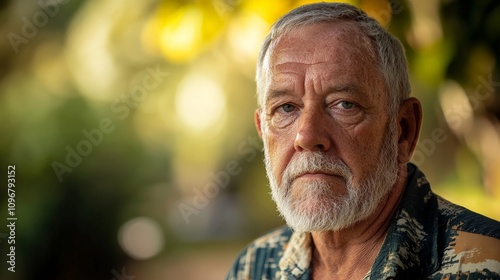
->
[293,107,332,152]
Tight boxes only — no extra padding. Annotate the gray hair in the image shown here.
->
[256,2,410,115]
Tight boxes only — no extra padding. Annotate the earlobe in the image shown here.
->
[255,109,263,138]
[397,97,423,164]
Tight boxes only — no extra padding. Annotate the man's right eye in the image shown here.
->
[279,104,295,113]
[269,103,297,128]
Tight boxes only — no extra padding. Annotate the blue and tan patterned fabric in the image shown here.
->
[226,163,500,279]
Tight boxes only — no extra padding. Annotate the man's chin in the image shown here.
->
[285,216,361,233]
[289,178,348,197]
[279,205,339,232]
[285,218,347,233]
[278,197,371,232]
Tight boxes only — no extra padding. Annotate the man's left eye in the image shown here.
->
[279,104,296,113]
[339,101,355,109]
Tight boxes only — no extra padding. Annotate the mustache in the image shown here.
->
[282,152,352,186]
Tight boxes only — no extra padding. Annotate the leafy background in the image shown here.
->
[0,0,499,279]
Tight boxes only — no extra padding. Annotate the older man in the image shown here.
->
[226,2,500,280]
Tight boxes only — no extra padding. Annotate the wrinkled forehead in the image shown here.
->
[266,21,378,71]
[256,20,384,107]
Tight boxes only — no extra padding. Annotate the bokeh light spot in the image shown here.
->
[175,73,226,132]
[159,5,203,62]
[118,217,164,260]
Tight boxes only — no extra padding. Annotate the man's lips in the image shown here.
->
[295,172,343,180]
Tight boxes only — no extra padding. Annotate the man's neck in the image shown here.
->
[310,166,408,280]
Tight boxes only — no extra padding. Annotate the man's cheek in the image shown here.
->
[271,154,287,185]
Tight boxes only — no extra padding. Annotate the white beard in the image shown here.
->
[263,119,399,232]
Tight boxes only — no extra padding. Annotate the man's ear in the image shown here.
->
[397,97,423,164]
[255,109,263,138]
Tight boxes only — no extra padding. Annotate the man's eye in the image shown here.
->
[279,104,296,113]
[339,101,355,109]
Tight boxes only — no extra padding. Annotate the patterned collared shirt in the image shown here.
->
[226,164,500,279]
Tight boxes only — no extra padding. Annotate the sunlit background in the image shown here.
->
[0,0,499,279]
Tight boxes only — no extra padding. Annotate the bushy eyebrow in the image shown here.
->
[323,84,364,96]
[265,83,364,103]
[265,89,293,103]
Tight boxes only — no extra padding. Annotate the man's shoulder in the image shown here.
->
[436,195,500,238]
[432,196,500,278]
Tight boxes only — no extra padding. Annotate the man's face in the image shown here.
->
[256,21,400,232]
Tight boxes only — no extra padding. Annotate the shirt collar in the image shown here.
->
[279,231,312,279]
[370,163,441,279]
